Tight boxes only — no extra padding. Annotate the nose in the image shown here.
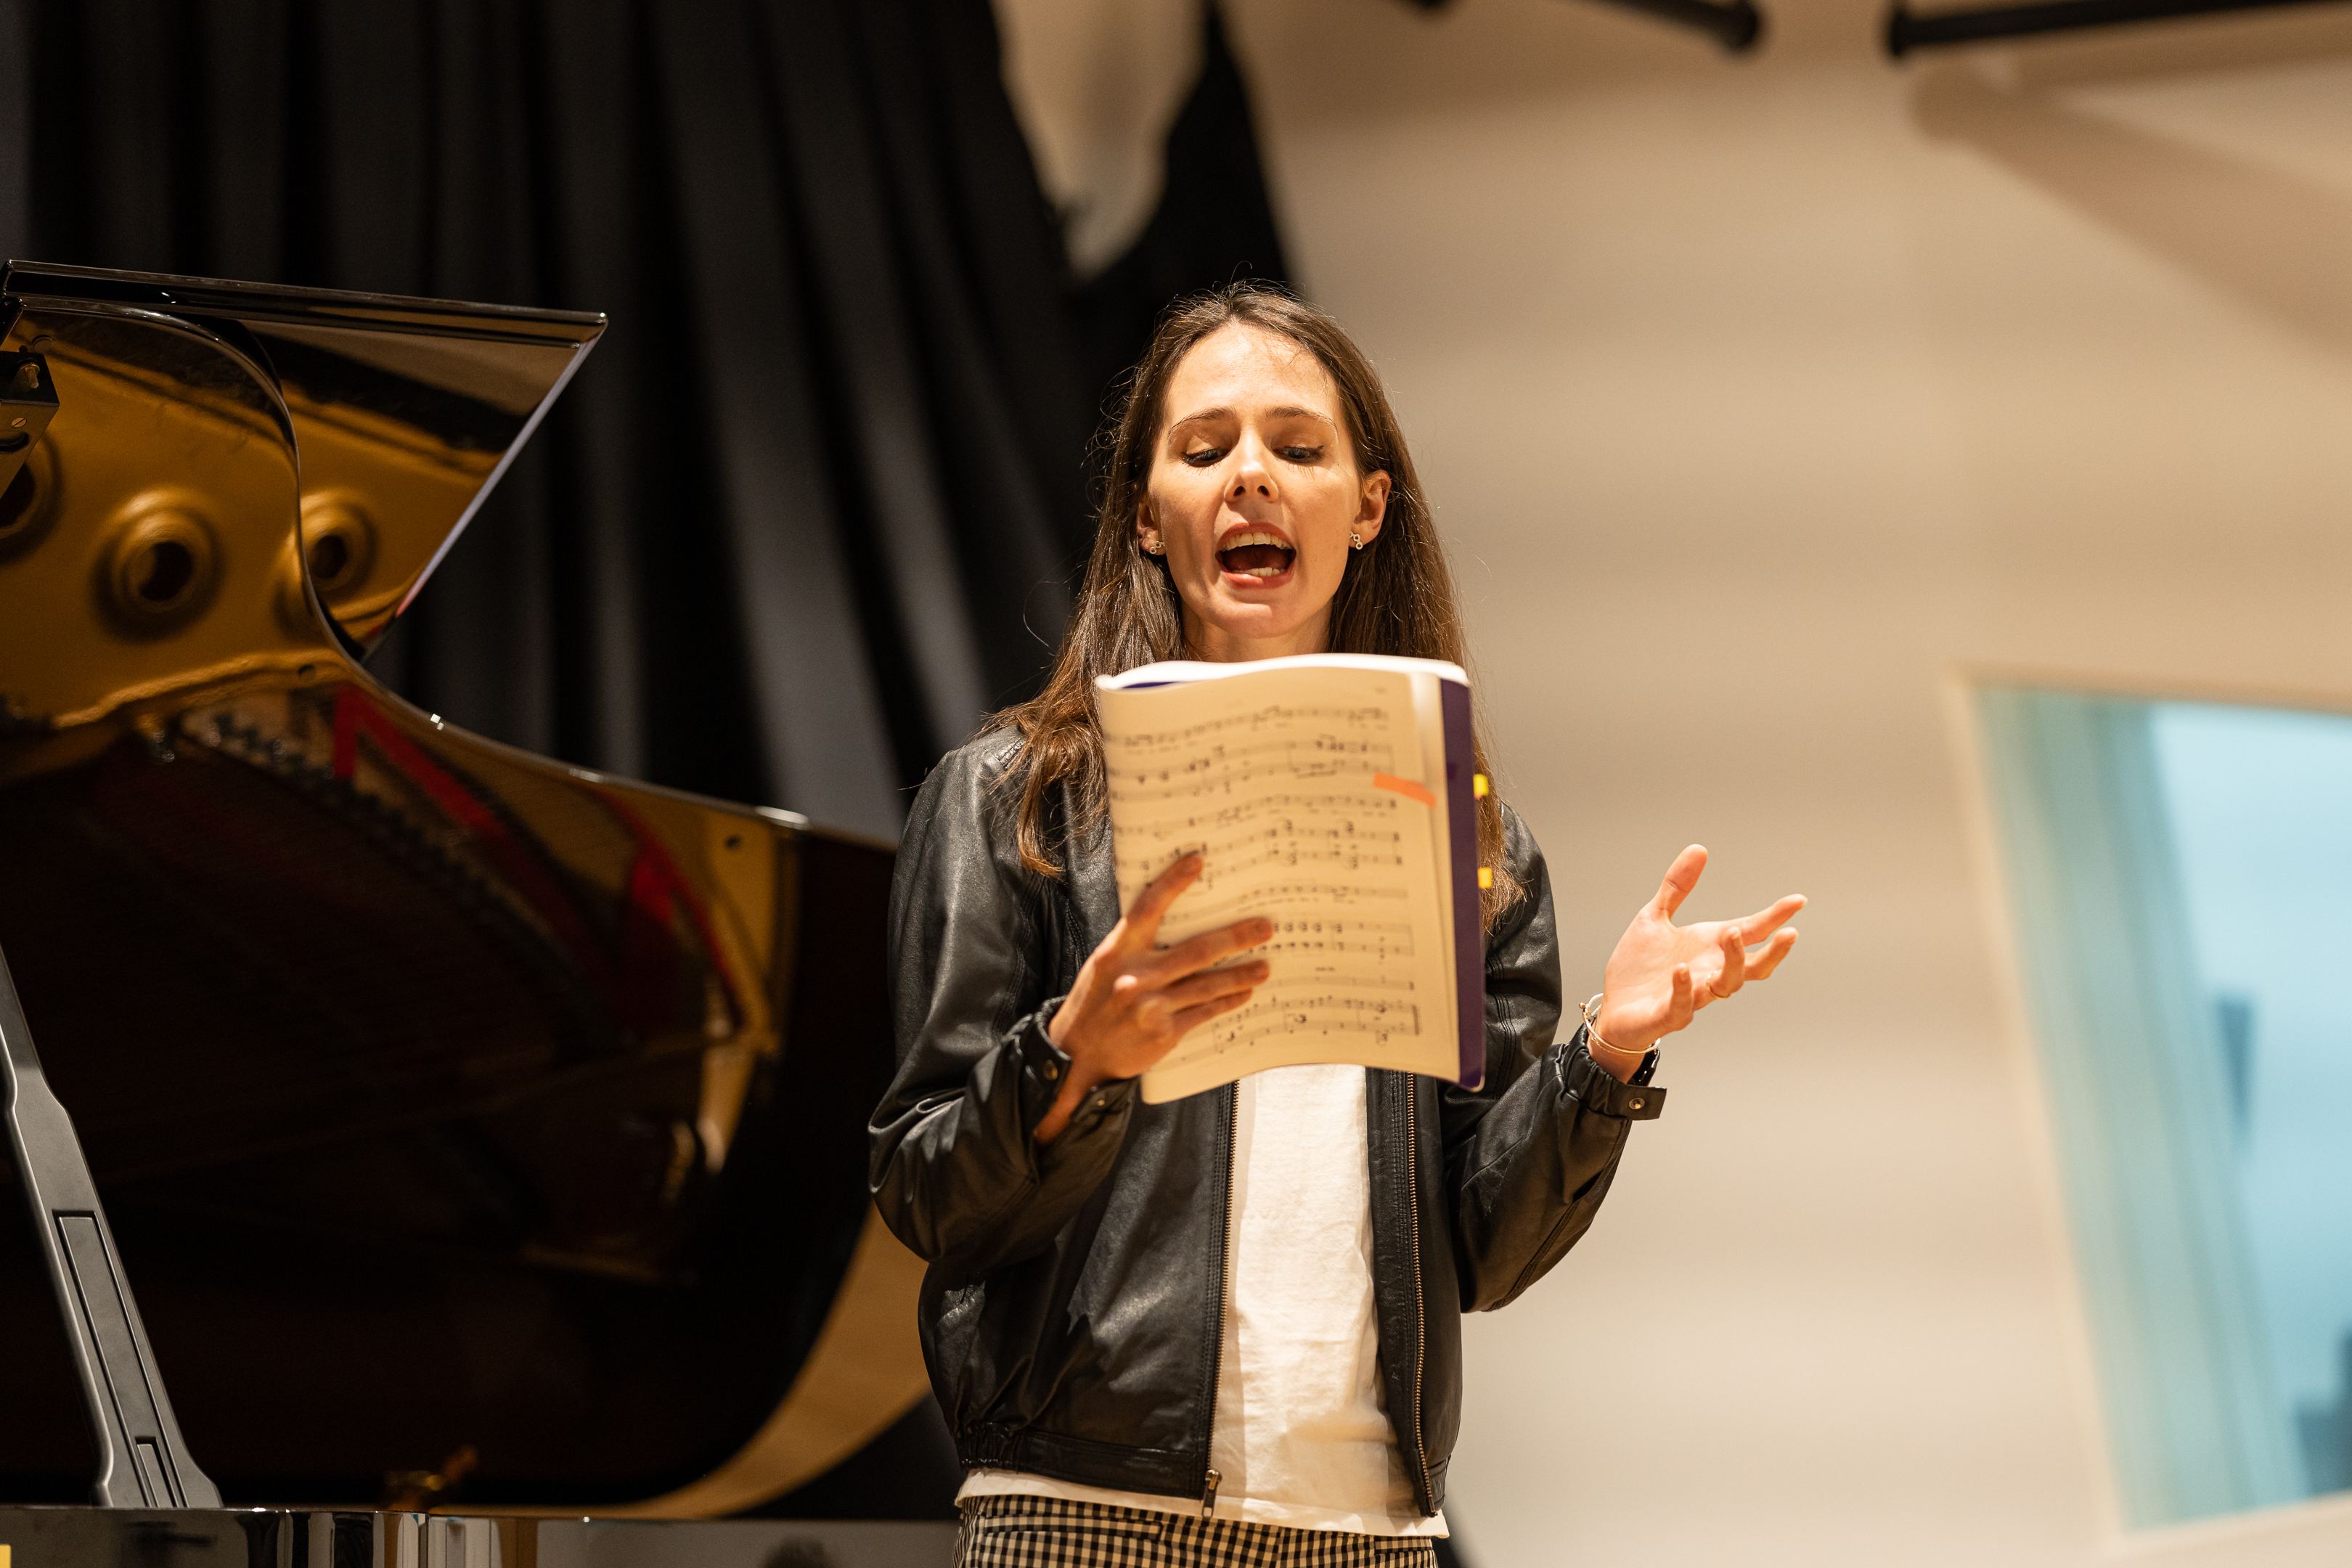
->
[1230,438,1278,502]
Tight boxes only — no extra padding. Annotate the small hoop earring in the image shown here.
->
[1350,533,1363,550]
[1143,539,1164,555]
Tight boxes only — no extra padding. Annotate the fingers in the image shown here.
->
[1122,852,1204,941]
[1649,845,1708,919]
[1667,963,1696,1029]
[1708,923,1747,1000]
[1159,960,1269,1010]
[1169,987,1257,1036]
[1731,894,1807,942]
[1681,925,1800,1021]
[1153,916,1274,979]
[1108,958,1262,1041]
[1747,926,1799,981]
[1695,919,1800,1003]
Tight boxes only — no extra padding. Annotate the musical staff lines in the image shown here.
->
[1165,988,1427,1066]
[1108,751,1398,807]
[1106,701,1392,754]
[1258,918,1414,963]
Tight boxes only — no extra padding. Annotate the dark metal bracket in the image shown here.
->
[1604,0,1766,51]
[1,345,60,499]
[1,942,222,1508]
[1405,0,1765,53]
[1887,0,2346,54]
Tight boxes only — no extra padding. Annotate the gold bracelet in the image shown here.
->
[1581,993,1646,1058]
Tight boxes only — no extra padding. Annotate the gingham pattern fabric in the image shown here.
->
[957,1495,1441,1567]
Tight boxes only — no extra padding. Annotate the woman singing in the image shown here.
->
[871,284,1802,1567]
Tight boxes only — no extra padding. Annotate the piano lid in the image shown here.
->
[0,266,926,1514]
[1,260,604,651]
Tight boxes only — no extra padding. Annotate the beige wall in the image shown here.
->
[997,1,2352,1560]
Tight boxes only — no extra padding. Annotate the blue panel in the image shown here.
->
[1977,687,2306,1526]
[2149,703,2352,1500]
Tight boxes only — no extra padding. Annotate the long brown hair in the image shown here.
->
[992,282,1524,928]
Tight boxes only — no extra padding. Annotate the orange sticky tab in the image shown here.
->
[1478,867,1495,889]
[1372,772,1436,807]
[1473,773,1489,799]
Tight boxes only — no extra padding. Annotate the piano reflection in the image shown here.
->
[0,261,928,1518]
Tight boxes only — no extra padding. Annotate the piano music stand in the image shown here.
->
[0,940,221,1509]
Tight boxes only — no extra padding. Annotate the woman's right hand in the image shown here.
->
[1036,853,1270,1144]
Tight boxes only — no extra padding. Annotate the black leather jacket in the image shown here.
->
[868,736,1664,1518]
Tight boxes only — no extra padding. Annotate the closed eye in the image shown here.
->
[1178,442,1323,467]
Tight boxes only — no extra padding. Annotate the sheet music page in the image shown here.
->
[1097,663,1455,1102]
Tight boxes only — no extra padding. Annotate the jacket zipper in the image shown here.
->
[1402,1078,1432,1510]
[1202,1082,1239,1518]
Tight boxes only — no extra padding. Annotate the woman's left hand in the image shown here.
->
[1591,845,1802,1081]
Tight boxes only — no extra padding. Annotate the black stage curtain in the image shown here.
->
[0,0,1289,841]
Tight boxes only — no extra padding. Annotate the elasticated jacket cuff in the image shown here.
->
[1063,1074,1135,1140]
[1556,1027,1665,1120]
[1010,998,1072,1133]
[1012,998,1140,1146]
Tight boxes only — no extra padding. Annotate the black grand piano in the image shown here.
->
[0,262,933,1559]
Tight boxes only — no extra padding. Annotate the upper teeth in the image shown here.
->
[1220,528,1293,577]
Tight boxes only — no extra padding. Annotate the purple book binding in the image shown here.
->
[1442,679,1485,1091]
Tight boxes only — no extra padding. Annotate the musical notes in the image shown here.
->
[1258,918,1414,961]
[1095,661,1462,1103]
[1194,993,1426,1055]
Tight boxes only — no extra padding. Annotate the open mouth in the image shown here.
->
[1217,528,1296,579]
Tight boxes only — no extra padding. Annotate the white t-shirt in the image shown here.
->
[959,1063,1447,1538]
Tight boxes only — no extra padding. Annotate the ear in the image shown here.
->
[1355,470,1392,544]
[1135,498,1159,555]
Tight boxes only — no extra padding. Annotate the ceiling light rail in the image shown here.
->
[1410,0,1765,54]
[1598,0,1768,51]
[1886,0,2345,54]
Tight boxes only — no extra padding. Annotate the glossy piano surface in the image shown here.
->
[0,264,927,1513]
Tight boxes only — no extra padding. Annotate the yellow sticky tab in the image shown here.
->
[4,1542,13,1567]
[1477,867,1494,889]
[1472,772,1489,799]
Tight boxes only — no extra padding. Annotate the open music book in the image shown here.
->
[1095,654,1485,1104]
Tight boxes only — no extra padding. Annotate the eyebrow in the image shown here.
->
[1167,404,1337,435]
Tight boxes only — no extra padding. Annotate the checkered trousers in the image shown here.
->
[957,1495,1442,1568]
